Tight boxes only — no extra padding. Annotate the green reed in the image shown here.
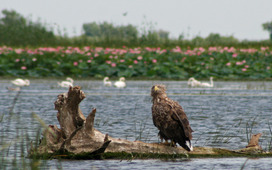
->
[0,91,62,169]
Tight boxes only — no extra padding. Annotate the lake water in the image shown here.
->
[1,79,272,169]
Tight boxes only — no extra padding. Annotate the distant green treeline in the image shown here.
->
[0,9,271,48]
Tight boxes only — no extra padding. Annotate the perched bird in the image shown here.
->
[58,77,74,88]
[188,77,214,87]
[11,78,30,86]
[114,77,126,88]
[103,77,112,87]
[151,84,193,151]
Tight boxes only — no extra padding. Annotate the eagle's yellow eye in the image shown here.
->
[154,86,159,91]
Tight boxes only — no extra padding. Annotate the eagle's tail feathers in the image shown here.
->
[183,140,194,152]
[185,140,193,151]
[178,140,193,151]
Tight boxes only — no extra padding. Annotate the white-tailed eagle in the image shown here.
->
[151,84,193,151]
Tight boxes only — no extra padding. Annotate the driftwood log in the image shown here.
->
[34,86,270,159]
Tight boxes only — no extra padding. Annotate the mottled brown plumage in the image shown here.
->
[151,84,193,151]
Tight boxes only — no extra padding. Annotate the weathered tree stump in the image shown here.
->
[34,86,271,159]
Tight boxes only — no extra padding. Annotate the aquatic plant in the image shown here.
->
[1,46,271,79]
[0,46,271,79]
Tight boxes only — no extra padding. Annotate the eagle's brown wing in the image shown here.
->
[164,98,193,140]
[169,101,193,140]
[162,98,193,151]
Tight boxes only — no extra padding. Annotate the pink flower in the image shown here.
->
[232,53,238,58]
[242,68,247,71]
[15,59,20,62]
[267,66,270,70]
[109,55,113,59]
[137,56,143,60]
[32,58,37,61]
[236,62,243,65]
[261,47,268,51]
[210,57,214,60]
[15,49,23,54]
[79,60,83,63]
[244,65,249,68]
[94,53,99,57]
[120,59,125,63]
[21,66,27,70]
[208,47,217,51]
[106,60,111,64]
[57,62,60,65]
[87,60,92,63]
[128,65,133,68]
[134,60,138,64]
[198,47,205,52]
[226,62,231,66]
[111,63,116,67]
[152,59,157,63]
[73,62,78,66]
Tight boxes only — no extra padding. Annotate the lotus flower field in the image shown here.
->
[0,46,271,79]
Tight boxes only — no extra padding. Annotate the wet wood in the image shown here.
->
[34,86,270,159]
[246,133,262,149]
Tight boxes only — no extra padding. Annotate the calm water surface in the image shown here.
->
[1,79,272,169]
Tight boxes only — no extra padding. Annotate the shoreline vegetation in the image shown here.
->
[0,46,271,80]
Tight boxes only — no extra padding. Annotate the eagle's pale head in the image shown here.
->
[151,84,167,98]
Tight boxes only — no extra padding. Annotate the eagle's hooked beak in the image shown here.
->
[154,85,159,91]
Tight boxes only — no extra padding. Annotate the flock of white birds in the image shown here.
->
[7,76,213,91]
[103,77,126,88]
[7,77,127,91]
